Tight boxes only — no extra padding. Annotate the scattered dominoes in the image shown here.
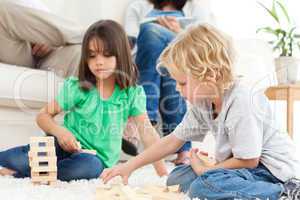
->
[96,182,184,200]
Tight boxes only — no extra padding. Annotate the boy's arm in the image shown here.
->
[101,133,184,184]
[128,133,184,171]
[212,158,259,170]
[191,150,260,176]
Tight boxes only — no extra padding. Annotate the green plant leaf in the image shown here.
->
[273,39,283,49]
[276,0,291,24]
[288,27,297,38]
[258,1,279,23]
[256,27,284,37]
[295,34,300,38]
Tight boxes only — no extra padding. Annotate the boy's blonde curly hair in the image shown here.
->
[158,23,235,92]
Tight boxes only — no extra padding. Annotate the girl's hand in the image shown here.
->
[157,16,182,33]
[101,163,133,185]
[154,161,168,177]
[190,148,213,176]
[56,129,79,153]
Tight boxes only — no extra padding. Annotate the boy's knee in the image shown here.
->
[167,165,196,184]
[188,177,208,199]
[166,172,179,186]
[188,169,233,199]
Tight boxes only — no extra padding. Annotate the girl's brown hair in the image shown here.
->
[78,20,138,91]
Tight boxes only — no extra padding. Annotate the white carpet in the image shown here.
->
[0,163,177,200]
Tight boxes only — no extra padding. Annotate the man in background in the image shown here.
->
[0,0,83,77]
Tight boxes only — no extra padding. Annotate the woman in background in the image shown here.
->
[124,0,214,165]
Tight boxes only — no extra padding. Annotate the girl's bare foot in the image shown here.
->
[0,167,16,176]
[172,151,190,166]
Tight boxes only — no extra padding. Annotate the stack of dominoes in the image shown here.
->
[28,136,57,185]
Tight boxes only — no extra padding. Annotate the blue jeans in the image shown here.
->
[0,139,104,182]
[167,164,284,200]
[136,11,191,153]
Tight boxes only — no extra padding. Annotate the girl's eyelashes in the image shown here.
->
[88,51,113,58]
[103,50,113,57]
[89,54,96,58]
[103,53,113,57]
[88,51,96,58]
[178,82,186,86]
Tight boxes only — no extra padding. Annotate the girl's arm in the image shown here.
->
[36,100,79,152]
[131,113,169,176]
[101,133,185,184]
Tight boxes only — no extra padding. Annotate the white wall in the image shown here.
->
[212,0,300,40]
[41,0,131,28]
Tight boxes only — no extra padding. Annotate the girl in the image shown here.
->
[0,20,167,181]
[101,24,300,200]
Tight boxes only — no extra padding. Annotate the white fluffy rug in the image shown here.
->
[0,163,176,200]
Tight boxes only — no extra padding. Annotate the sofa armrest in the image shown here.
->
[0,63,63,109]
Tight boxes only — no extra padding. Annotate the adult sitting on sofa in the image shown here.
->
[0,0,83,77]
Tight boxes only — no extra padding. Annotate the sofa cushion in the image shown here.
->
[0,63,63,109]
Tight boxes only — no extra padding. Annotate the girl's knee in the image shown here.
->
[58,154,104,181]
[0,145,30,177]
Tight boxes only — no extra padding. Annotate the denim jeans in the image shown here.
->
[136,9,191,153]
[167,164,284,200]
[0,139,104,182]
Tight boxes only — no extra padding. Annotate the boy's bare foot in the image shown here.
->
[0,167,16,176]
[172,151,190,166]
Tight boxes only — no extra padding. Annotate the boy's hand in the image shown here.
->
[190,148,213,176]
[56,129,79,153]
[157,16,182,33]
[101,163,133,185]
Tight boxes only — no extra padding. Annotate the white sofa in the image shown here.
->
[0,0,277,151]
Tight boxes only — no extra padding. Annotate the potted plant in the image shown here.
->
[257,0,300,84]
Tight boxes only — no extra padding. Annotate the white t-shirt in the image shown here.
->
[124,0,215,37]
[173,81,300,182]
